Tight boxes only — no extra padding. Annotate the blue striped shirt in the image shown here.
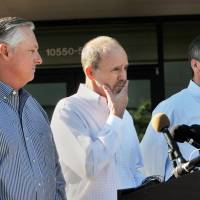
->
[0,82,66,200]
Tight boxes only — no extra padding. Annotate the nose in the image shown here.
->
[35,51,43,65]
[119,68,127,81]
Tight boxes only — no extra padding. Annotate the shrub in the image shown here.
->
[128,100,151,141]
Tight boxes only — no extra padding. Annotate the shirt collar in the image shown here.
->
[187,80,200,99]
[77,83,107,104]
[0,81,18,100]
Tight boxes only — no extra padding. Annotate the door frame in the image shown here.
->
[128,64,164,110]
[31,64,164,111]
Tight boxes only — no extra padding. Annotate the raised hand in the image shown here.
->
[103,80,128,118]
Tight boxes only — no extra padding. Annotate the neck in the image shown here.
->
[85,78,106,97]
[0,77,21,90]
[0,64,22,90]
[192,77,200,87]
[85,78,93,90]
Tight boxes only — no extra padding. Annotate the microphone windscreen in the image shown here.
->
[190,124,200,134]
[171,125,190,143]
[189,124,200,143]
[151,113,170,132]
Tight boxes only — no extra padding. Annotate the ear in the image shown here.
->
[85,65,95,80]
[191,59,200,71]
[0,43,9,58]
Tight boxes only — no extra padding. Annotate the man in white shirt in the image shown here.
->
[140,35,200,181]
[51,36,145,200]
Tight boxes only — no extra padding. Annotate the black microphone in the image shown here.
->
[173,155,200,177]
[151,113,186,164]
[171,124,200,149]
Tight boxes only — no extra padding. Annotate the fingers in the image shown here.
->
[103,84,113,100]
[119,80,129,96]
[102,84,111,93]
[102,81,129,118]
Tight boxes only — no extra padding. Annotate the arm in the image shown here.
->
[33,98,67,199]
[54,140,67,200]
[140,121,169,180]
[140,101,175,180]
[51,82,129,180]
[51,104,124,180]
[130,118,146,185]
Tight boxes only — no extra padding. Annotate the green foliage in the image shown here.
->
[128,100,151,141]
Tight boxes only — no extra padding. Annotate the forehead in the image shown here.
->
[100,47,128,65]
[18,27,38,48]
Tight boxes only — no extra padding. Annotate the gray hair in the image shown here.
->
[188,35,200,62]
[81,36,126,69]
[188,35,200,77]
[0,17,35,47]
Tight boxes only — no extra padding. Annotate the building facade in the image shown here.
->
[25,16,200,137]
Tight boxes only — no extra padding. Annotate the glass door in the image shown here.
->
[25,65,163,140]
[25,82,67,119]
[25,68,78,120]
[127,64,164,140]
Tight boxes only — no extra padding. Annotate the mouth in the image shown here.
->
[113,81,126,93]
[116,81,126,88]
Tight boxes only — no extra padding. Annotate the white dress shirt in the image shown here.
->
[140,80,200,181]
[51,84,144,200]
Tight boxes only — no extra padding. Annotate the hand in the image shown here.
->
[103,81,128,118]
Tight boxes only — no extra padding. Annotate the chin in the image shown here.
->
[28,75,34,82]
[113,87,123,94]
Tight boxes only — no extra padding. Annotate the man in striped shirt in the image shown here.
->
[0,17,66,200]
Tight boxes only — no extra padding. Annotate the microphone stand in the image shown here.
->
[173,154,200,178]
[162,128,186,164]
[168,147,177,169]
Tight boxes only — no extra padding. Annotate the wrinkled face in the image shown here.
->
[7,27,42,88]
[191,58,200,86]
[92,47,128,97]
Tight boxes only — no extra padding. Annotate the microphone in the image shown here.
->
[171,124,200,149]
[151,113,186,164]
[173,154,200,177]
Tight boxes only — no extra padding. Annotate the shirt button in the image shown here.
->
[3,96,6,100]
[33,159,35,163]
[38,183,41,186]
[13,91,17,95]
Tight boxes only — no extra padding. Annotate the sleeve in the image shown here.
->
[140,102,174,180]
[54,139,67,200]
[51,99,124,180]
[140,121,169,179]
[32,97,67,199]
[131,117,146,185]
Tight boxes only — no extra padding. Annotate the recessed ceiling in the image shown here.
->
[2,0,200,21]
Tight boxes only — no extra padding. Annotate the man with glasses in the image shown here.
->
[0,17,66,200]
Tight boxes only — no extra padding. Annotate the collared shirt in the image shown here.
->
[140,80,200,181]
[0,82,19,112]
[51,84,144,200]
[0,81,66,200]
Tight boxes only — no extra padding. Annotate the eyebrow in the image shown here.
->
[116,64,129,68]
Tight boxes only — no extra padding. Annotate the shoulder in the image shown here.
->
[124,110,133,120]
[52,94,85,123]
[26,92,50,123]
[151,88,190,127]
[54,94,79,113]
[153,88,187,114]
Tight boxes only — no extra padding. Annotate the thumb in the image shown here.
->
[102,85,113,101]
